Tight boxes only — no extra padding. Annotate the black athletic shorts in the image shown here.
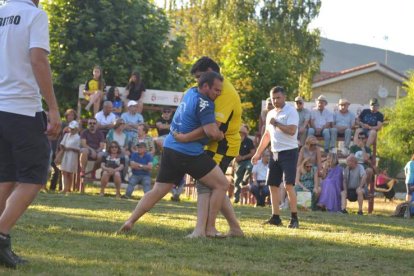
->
[266,148,298,187]
[0,111,50,185]
[347,189,358,202]
[156,147,217,186]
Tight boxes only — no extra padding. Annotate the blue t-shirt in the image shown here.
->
[359,109,384,127]
[112,99,123,117]
[130,152,153,176]
[163,87,216,155]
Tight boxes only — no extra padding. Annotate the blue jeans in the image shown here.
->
[249,183,269,206]
[308,128,331,152]
[125,174,152,196]
[330,128,352,149]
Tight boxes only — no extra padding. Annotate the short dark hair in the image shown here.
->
[270,86,285,95]
[197,72,223,89]
[191,56,221,74]
[358,132,367,138]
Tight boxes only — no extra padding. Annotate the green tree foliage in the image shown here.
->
[377,73,414,175]
[166,0,322,130]
[43,0,185,111]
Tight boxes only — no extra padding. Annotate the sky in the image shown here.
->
[308,0,414,56]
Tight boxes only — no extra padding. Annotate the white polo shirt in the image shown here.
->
[311,108,334,129]
[266,103,299,152]
[95,111,117,126]
[0,0,50,117]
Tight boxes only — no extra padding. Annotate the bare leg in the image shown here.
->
[220,196,244,237]
[0,184,41,234]
[357,187,364,212]
[366,130,377,147]
[198,166,229,236]
[341,190,347,210]
[186,193,209,238]
[118,182,173,233]
[114,172,122,198]
[285,184,297,213]
[0,183,15,216]
[62,171,73,193]
[269,186,281,215]
[100,172,110,196]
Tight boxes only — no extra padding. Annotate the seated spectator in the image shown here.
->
[376,168,395,200]
[106,86,123,117]
[134,123,155,156]
[95,101,116,137]
[84,65,105,115]
[233,125,255,204]
[350,132,374,185]
[318,153,343,212]
[123,142,153,198]
[297,135,322,175]
[295,157,320,210]
[250,150,270,207]
[295,96,311,147]
[58,121,81,194]
[341,155,367,215]
[121,100,144,143]
[125,72,146,114]
[354,98,384,147]
[106,118,130,179]
[308,95,334,153]
[100,141,125,198]
[79,118,106,183]
[331,98,356,154]
[404,154,414,202]
[155,106,173,151]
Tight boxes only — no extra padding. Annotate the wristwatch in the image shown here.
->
[139,164,143,168]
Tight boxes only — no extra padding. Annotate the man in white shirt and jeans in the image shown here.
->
[0,0,60,268]
[252,86,300,228]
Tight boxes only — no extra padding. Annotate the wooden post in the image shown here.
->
[368,142,377,214]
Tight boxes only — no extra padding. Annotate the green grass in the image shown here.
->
[2,187,414,275]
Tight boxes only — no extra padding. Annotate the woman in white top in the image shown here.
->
[59,120,81,193]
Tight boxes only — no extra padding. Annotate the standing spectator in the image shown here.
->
[250,150,271,207]
[295,96,311,147]
[295,157,320,210]
[123,142,153,198]
[233,125,255,203]
[155,106,173,151]
[354,98,384,147]
[341,155,367,215]
[404,154,414,202]
[331,99,355,154]
[58,121,81,194]
[121,100,144,143]
[79,118,106,183]
[106,86,123,118]
[350,132,374,185]
[125,72,146,114]
[317,153,343,212]
[252,86,300,228]
[297,135,322,175]
[95,101,116,137]
[0,0,61,268]
[259,97,274,136]
[308,95,334,153]
[84,65,105,115]
[100,141,125,198]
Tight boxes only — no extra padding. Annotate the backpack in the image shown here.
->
[392,202,412,218]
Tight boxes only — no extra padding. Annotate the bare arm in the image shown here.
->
[30,48,61,138]
[269,118,297,136]
[174,121,223,142]
[202,123,224,141]
[251,131,270,165]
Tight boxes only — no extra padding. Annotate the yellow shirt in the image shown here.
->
[84,79,100,100]
[205,78,242,157]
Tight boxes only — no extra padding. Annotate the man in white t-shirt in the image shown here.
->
[252,86,300,228]
[95,101,116,137]
[0,0,61,268]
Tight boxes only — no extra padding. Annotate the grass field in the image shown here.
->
[1,187,414,275]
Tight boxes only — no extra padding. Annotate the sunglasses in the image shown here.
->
[305,165,313,168]
[163,110,172,113]
[295,101,303,104]
[358,137,366,140]
[88,122,96,125]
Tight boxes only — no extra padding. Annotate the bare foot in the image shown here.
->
[227,228,244,237]
[185,232,206,239]
[206,231,227,238]
[117,221,133,234]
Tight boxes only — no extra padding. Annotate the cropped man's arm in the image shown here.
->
[202,123,224,141]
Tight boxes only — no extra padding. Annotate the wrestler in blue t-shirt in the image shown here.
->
[163,87,216,156]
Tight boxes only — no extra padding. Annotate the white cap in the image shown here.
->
[68,120,79,129]
[127,100,138,107]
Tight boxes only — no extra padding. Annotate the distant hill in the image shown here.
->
[319,37,414,75]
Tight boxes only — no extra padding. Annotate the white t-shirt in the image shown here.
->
[95,111,116,126]
[0,0,50,116]
[266,103,299,152]
[252,160,269,181]
[311,108,334,129]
